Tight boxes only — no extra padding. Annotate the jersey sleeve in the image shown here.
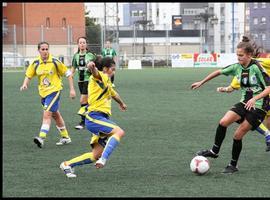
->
[71,54,77,68]
[112,49,117,56]
[25,60,37,78]
[221,63,238,76]
[230,77,240,89]
[87,52,96,61]
[255,65,270,87]
[53,58,70,77]
[111,87,118,97]
[101,49,105,57]
[257,58,270,70]
[94,71,110,87]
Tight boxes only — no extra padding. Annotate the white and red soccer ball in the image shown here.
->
[190,155,210,175]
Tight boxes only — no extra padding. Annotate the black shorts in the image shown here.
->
[78,81,88,95]
[230,102,266,130]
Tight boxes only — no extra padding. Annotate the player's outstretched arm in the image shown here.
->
[217,86,235,93]
[67,74,76,99]
[87,61,101,80]
[20,77,31,91]
[112,94,127,111]
[191,69,221,90]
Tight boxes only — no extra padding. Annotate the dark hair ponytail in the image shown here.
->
[242,36,250,43]
[240,36,262,57]
[102,57,115,68]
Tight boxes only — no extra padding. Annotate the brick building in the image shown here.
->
[3,2,85,63]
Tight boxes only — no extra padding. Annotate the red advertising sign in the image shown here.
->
[194,53,218,67]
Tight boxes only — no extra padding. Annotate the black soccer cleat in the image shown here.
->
[33,136,44,148]
[221,164,239,174]
[196,149,219,158]
[266,142,270,152]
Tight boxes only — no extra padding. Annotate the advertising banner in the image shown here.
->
[128,60,142,69]
[218,53,238,67]
[171,53,194,68]
[194,53,218,67]
[172,15,182,30]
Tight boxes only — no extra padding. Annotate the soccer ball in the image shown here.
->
[190,155,210,175]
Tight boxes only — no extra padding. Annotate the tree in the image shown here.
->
[85,10,101,54]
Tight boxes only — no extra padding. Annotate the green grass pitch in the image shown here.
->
[3,68,269,197]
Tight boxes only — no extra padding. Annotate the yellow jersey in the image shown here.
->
[25,54,71,98]
[87,71,117,115]
[230,58,270,89]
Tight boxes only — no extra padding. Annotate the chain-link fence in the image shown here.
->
[3,23,270,70]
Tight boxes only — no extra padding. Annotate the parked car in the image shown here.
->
[2,52,25,67]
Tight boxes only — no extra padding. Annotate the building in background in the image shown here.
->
[247,2,270,52]
[123,3,147,26]
[3,2,269,68]
[86,2,248,54]
[3,2,85,63]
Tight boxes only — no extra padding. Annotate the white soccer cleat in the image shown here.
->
[95,157,107,169]
[74,124,84,130]
[56,137,71,146]
[33,136,44,148]
[60,162,76,178]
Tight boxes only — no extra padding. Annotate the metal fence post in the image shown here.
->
[166,25,169,68]
[133,23,136,59]
[13,24,17,53]
[41,25,44,41]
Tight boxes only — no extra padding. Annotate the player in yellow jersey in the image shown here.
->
[60,57,127,178]
[216,36,270,152]
[20,41,76,148]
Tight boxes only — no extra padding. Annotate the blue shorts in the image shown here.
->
[85,111,119,136]
[41,91,61,112]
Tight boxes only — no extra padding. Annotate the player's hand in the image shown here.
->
[87,61,95,70]
[217,87,228,93]
[20,84,28,91]
[191,81,202,90]
[244,98,256,111]
[70,89,76,99]
[119,103,127,111]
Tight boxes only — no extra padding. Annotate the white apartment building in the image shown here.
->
[85,2,246,54]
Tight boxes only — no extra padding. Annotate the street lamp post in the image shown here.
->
[135,18,152,55]
[193,7,218,53]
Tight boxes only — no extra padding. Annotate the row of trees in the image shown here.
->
[85,11,101,54]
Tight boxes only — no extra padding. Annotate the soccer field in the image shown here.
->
[3,68,269,197]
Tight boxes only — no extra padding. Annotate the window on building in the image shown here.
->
[131,10,139,17]
[261,16,266,24]
[46,17,50,28]
[139,10,144,17]
[220,7,225,16]
[62,17,67,28]
[182,22,193,30]
[156,8,159,17]
[253,33,258,39]
[261,33,266,41]
[184,8,202,16]
[254,2,258,9]
[261,2,266,8]
[3,17,8,36]
[253,17,258,25]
